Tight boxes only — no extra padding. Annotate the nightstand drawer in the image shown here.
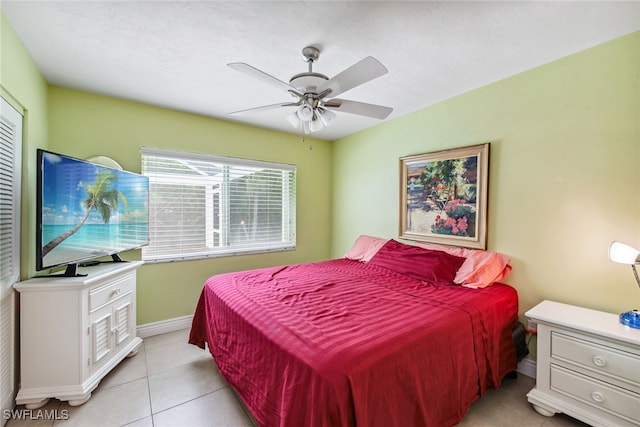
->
[551,365,640,423]
[89,274,135,313]
[551,332,640,387]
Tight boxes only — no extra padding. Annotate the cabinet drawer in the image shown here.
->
[551,365,640,423]
[89,274,134,313]
[551,332,640,387]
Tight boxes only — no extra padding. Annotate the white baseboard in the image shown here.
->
[517,356,536,379]
[136,315,193,338]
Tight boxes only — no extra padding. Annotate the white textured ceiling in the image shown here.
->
[2,1,639,141]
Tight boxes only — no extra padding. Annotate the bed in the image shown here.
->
[189,238,521,427]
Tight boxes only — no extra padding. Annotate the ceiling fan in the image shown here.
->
[228,46,393,135]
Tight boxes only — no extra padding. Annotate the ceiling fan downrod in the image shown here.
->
[302,46,320,72]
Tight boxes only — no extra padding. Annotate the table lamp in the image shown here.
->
[608,241,640,329]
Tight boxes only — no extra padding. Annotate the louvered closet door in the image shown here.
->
[0,97,23,425]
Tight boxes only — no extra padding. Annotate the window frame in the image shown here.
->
[140,147,296,263]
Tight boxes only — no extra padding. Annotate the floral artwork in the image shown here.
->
[399,144,489,249]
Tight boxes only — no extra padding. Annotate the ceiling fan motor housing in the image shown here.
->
[289,72,328,94]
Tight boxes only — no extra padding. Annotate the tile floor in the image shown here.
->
[6,328,589,427]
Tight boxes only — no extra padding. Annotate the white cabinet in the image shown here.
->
[526,300,640,427]
[14,261,143,409]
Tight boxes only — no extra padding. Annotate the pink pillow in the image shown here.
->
[344,235,388,262]
[344,234,388,262]
[368,239,466,285]
[415,243,511,288]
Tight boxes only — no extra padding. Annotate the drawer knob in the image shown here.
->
[592,356,606,367]
[110,288,121,297]
[591,391,605,403]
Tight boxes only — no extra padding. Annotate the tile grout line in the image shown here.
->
[150,386,231,418]
[143,336,154,427]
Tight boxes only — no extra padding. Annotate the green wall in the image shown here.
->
[47,88,333,324]
[0,12,49,281]
[332,31,640,319]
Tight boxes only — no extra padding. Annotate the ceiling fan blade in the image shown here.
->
[228,63,303,96]
[230,102,299,116]
[317,56,388,98]
[324,99,393,120]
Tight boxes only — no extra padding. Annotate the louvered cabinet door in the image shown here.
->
[113,298,133,347]
[89,309,114,368]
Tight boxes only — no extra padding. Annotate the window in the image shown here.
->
[141,148,296,262]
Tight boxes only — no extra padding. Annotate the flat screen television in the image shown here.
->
[36,149,149,277]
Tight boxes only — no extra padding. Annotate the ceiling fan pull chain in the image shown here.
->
[298,135,312,151]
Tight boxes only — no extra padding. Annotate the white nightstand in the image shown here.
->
[526,300,640,427]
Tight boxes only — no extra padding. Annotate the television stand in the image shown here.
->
[14,261,144,408]
[79,254,128,269]
[61,263,85,277]
[108,253,126,263]
[34,263,87,278]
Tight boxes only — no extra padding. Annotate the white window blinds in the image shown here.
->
[141,147,296,262]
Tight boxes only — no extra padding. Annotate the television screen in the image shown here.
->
[36,149,149,274]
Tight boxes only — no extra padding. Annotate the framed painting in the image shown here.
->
[399,143,489,249]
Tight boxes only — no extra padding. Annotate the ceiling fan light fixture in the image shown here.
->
[296,104,314,121]
[318,108,336,126]
[309,118,324,133]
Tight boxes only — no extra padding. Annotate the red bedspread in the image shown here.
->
[189,258,518,427]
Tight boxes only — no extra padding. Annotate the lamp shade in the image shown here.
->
[308,118,323,133]
[318,108,336,126]
[609,241,640,264]
[296,105,314,121]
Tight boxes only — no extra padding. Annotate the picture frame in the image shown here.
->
[399,143,489,249]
